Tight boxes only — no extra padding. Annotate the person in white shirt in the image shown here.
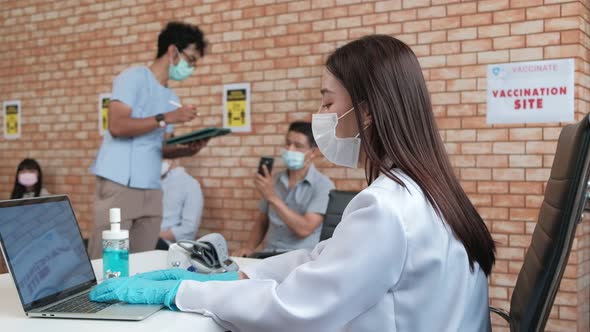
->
[90,35,496,332]
[156,159,204,250]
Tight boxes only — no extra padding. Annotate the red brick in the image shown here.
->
[431,42,460,55]
[447,3,476,16]
[462,142,492,154]
[362,13,389,26]
[526,141,557,154]
[461,168,492,181]
[545,17,582,32]
[509,155,542,168]
[544,44,582,58]
[493,168,525,181]
[493,9,525,23]
[450,155,476,167]
[375,0,401,12]
[561,30,580,44]
[418,31,446,44]
[403,20,431,33]
[478,24,510,38]
[448,27,477,41]
[478,0,509,12]
[417,5,446,19]
[510,182,544,195]
[510,47,543,62]
[525,168,551,182]
[389,9,417,23]
[526,5,561,19]
[493,194,525,208]
[479,207,509,220]
[462,39,492,52]
[510,208,540,222]
[431,17,461,30]
[477,155,509,168]
[478,181,509,194]
[461,13,493,27]
[511,20,543,35]
[526,32,561,47]
[477,129,508,141]
[493,36,525,50]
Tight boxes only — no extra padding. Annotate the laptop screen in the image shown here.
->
[0,196,96,310]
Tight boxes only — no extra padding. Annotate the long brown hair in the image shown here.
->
[326,35,496,276]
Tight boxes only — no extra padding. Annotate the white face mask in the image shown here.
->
[312,106,361,168]
[161,161,171,176]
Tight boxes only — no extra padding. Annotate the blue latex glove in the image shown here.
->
[135,268,240,282]
[89,277,181,310]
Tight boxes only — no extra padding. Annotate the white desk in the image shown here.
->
[0,250,260,331]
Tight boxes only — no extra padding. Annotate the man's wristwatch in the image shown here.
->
[155,113,166,128]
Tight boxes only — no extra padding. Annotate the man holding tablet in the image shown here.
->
[88,22,208,258]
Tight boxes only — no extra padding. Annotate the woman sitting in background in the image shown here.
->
[10,158,51,199]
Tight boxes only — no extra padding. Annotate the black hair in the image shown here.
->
[11,158,43,199]
[156,21,208,58]
[288,121,316,148]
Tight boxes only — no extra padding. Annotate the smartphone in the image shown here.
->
[258,157,274,176]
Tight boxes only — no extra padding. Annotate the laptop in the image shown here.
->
[0,195,162,320]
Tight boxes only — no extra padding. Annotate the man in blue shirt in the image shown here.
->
[87,22,208,259]
[233,122,335,257]
[156,159,204,250]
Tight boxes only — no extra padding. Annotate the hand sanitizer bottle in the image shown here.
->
[102,208,129,279]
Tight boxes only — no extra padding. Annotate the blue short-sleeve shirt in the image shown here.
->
[90,66,178,189]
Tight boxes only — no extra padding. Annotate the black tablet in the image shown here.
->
[165,127,231,145]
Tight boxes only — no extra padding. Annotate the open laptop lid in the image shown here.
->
[0,195,97,312]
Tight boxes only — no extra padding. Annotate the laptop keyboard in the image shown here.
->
[42,292,116,313]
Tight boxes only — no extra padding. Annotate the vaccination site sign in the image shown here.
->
[223,83,251,133]
[487,59,574,124]
[3,100,21,139]
[98,93,111,136]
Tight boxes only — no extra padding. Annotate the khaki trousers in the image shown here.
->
[87,177,163,259]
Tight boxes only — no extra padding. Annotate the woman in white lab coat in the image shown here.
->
[91,35,496,331]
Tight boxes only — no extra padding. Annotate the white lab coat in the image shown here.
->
[175,171,491,332]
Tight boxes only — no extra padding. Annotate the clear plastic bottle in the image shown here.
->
[102,208,129,279]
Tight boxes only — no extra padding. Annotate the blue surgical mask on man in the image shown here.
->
[169,47,194,81]
[281,150,306,170]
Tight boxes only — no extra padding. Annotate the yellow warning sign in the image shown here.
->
[3,101,21,139]
[99,93,111,136]
[226,89,246,127]
[223,83,251,132]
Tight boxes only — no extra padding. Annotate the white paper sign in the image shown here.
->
[487,59,574,124]
[223,83,251,133]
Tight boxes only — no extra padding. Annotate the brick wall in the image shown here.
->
[0,0,589,330]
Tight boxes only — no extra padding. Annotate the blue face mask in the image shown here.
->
[169,48,194,81]
[281,150,306,170]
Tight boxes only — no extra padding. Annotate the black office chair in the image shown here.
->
[320,190,358,241]
[489,114,590,331]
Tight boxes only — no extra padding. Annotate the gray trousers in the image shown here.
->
[87,177,163,259]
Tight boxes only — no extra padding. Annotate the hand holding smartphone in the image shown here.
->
[258,157,274,176]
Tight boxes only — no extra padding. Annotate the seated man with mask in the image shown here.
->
[233,121,335,257]
[156,159,204,250]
